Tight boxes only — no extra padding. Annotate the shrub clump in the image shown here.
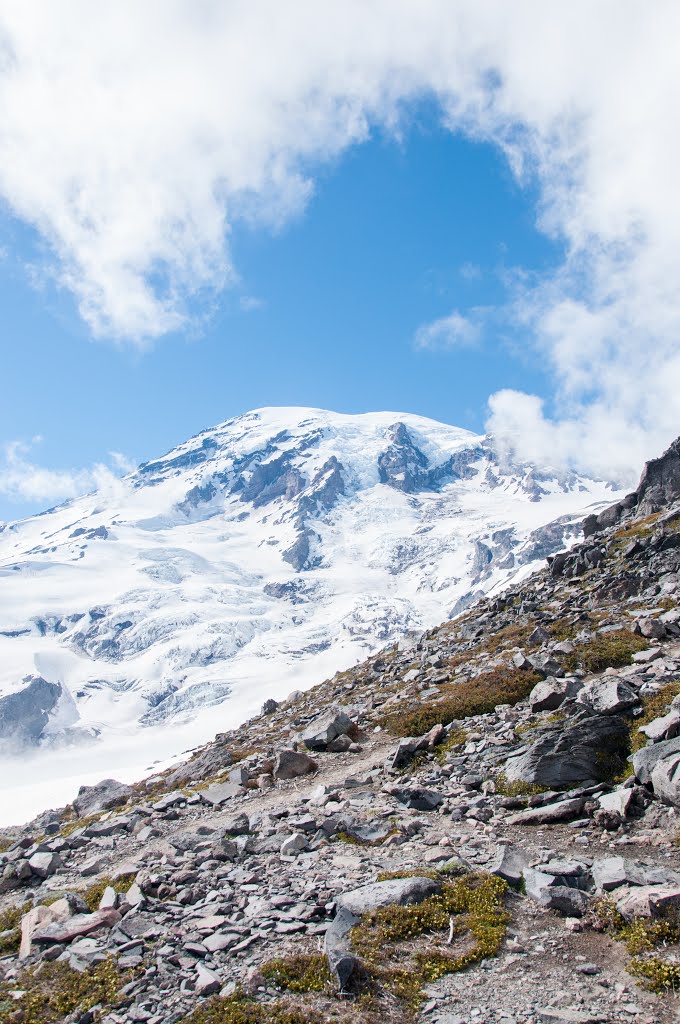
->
[350,872,509,1010]
[381,668,541,737]
[628,956,680,992]
[493,772,547,797]
[0,958,130,1024]
[0,901,32,956]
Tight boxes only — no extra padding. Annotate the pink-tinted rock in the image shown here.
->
[31,907,121,945]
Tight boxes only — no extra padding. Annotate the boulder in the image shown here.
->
[488,844,526,887]
[383,784,443,811]
[529,676,581,713]
[301,709,353,751]
[632,735,680,784]
[503,709,629,788]
[616,884,680,921]
[596,788,633,818]
[73,778,133,817]
[577,676,639,715]
[650,751,680,806]
[273,749,318,780]
[20,902,72,959]
[195,963,221,996]
[523,868,589,917]
[28,851,63,879]
[280,833,308,856]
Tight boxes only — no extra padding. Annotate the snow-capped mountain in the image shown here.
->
[0,407,622,813]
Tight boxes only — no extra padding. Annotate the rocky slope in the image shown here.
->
[2,438,680,1024]
[0,407,620,821]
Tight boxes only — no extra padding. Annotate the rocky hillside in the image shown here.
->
[2,437,680,1024]
[0,406,619,822]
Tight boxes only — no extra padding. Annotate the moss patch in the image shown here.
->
[0,957,130,1024]
[592,898,680,993]
[261,954,330,993]
[381,668,541,737]
[628,956,680,992]
[178,994,318,1024]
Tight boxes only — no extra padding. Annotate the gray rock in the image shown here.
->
[523,868,590,916]
[195,963,221,996]
[301,709,353,751]
[384,784,443,811]
[503,709,629,788]
[0,676,62,746]
[632,735,680,784]
[616,884,680,920]
[529,676,581,713]
[596,788,633,818]
[640,708,680,742]
[325,875,441,990]
[505,797,586,826]
[488,844,526,887]
[273,749,318,780]
[650,750,680,806]
[79,855,108,877]
[73,778,133,817]
[28,851,62,878]
[592,856,647,891]
[280,832,308,856]
[577,676,640,715]
[636,617,667,640]
[201,782,244,806]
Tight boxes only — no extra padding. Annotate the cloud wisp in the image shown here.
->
[0,439,133,509]
[414,309,482,352]
[0,3,679,477]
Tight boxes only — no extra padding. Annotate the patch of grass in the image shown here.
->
[611,513,662,544]
[376,869,443,882]
[380,668,541,737]
[260,954,330,993]
[178,994,316,1024]
[335,829,398,848]
[434,727,468,763]
[350,872,509,1011]
[0,837,13,853]
[631,681,680,756]
[0,957,130,1024]
[564,630,649,674]
[493,772,547,797]
[59,812,103,838]
[515,711,567,737]
[79,872,136,911]
[0,901,32,956]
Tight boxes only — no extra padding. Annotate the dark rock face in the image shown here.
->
[584,435,680,537]
[378,422,431,493]
[503,708,630,788]
[0,676,61,747]
[72,778,133,817]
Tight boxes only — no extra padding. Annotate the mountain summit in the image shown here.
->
[0,407,619,806]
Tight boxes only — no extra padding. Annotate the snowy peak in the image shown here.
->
[0,407,623,816]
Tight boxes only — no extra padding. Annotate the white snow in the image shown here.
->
[0,407,623,824]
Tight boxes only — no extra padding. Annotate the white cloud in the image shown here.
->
[0,439,133,505]
[414,309,481,351]
[0,3,679,474]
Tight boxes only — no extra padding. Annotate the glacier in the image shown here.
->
[0,407,623,823]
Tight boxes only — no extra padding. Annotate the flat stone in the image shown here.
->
[505,797,585,825]
[633,734,680,783]
[31,908,122,945]
[201,782,244,807]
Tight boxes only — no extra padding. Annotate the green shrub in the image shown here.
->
[565,630,648,674]
[260,954,330,993]
[0,958,130,1024]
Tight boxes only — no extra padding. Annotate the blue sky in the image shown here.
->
[1,116,560,521]
[0,5,678,520]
